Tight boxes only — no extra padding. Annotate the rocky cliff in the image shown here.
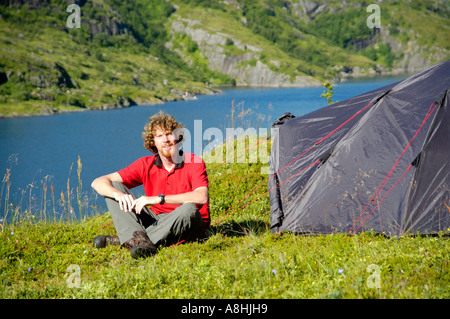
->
[288,0,449,76]
[169,16,321,87]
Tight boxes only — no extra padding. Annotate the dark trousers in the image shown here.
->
[105,182,207,247]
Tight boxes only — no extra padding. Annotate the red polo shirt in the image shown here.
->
[118,152,210,226]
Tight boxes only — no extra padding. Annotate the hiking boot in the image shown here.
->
[93,235,121,249]
[129,245,157,259]
[122,231,157,259]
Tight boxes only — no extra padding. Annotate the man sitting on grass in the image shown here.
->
[91,111,210,259]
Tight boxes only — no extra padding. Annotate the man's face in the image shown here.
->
[154,128,177,159]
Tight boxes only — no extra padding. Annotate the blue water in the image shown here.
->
[0,76,405,220]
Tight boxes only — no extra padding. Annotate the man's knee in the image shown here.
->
[170,203,204,232]
[178,203,200,221]
[111,181,127,192]
[173,203,205,238]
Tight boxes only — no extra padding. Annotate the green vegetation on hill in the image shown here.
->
[0,0,448,116]
[1,216,449,299]
[0,0,227,116]
[0,139,449,299]
[236,0,363,75]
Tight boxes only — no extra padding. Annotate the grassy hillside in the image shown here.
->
[167,2,372,83]
[1,215,449,299]
[1,140,449,299]
[172,0,448,74]
[0,0,228,117]
[0,0,448,117]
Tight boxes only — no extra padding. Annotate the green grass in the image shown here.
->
[1,213,449,299]
[1,138,449,299]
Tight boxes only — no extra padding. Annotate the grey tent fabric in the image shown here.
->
[269,60,450,237]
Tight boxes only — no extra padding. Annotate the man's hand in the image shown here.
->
[113,192,135,213]
[113,192,160,214]
[132,196,161,214]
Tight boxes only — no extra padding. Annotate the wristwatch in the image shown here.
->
[158,194,165,205]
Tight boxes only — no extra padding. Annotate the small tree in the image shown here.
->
[320,81,338,104]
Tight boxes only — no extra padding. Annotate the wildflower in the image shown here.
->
[338,269,344,275]
[10,231,14,235]
[28,267,33,272]
[272,269,277,275]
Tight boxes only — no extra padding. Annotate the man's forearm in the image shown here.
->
[164,187,208,206]
[91,176,124,198]
[92,175,137,212]
[132,187,208,214]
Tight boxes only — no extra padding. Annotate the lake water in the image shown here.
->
[0,76,406,220]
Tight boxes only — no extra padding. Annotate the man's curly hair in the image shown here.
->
[142,111,184,154]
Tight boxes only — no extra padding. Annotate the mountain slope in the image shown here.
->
[170,0,449,80]
[0,0,448,117]
[0,0,223,117]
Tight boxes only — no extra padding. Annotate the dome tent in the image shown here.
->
[269,60,450,237]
